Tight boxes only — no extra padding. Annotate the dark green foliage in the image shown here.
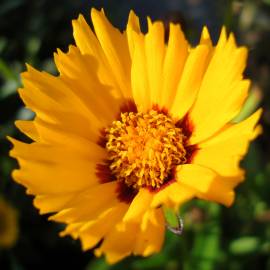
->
[0,1,269,269]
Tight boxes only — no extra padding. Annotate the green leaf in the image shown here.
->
[186,204,222,270]
[263,0,270,5]
[229,237,260,255]
[132,253,167,269]
[85,258,111,270]
[163,206,179,228]
[162,206,183,235]
[0,59,18,81]
[232,87,262,123]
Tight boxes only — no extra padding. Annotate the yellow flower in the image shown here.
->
[9,9,261,263]
[0,197,19,249]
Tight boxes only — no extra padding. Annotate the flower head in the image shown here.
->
[0,197,19,249]
[9,9,261,263]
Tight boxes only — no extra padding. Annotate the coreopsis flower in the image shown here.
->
[0,197,19,248]
[9,9,261,263]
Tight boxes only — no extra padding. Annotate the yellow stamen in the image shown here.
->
[105,110,187,189]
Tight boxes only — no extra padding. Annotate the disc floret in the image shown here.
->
[105,110,187,189]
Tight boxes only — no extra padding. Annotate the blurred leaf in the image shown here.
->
[163,206,183,235]
[0,156,14,184]
[261,242,270,254]
[0,80,18,99]
[132,254,167,270]
[85,258,111,270]
[233,85,262,123]
[223,0,234,29]
[0,0,24,16]
[186,204,222,270]
[41,59,57,74]
[8,252,25,270]
[0,59,18,81]
[189,228,221,270]
[0,38,7,53]
[262,0,270,5]
[25,37,41,60]
[229,236,260,255]
[16,107,34,121]
[0,58,20,99]
[239,2,257,30]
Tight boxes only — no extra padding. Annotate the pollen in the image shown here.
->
[105,110,187,189]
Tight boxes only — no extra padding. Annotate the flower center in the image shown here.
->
[105,110,187,189]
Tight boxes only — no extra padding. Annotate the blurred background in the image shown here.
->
[0,0,270,269]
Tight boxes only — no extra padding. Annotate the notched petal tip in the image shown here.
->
[25,63,33,71]
[90,7,102,21]
[228,32,236,47]
[6,135,14,144]
[7,137,16,159]
[253,125,263,139]
[128,9,137,21]
[77,13,85,21]
[220,25,227,37]
[146,16,152,27]
[127,10,141,33]
[250,108,263,139]
[200,26,210,39]
[11,170,20,182]
[199,26,213,47]
[225,191,236,207]
[217,26,227,46]
[20,65,35,82]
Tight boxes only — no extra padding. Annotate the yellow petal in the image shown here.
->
[72,14,103,57]
[193,143,245,178]
[9,138,104,195]
[15,120,39,141]
[95,207,165,263]
[199,26,213,47]
[95,223,138,264]
[145,19,165,106]
[91,9,132,99]
[199,108,262,147]
[176,164,217,193]
[72,15,124,98]
[33,193,76,214]
[189,29,250,144]
[0,199,18,248]
[134,209,165,257]
[19,66,103,141]
[160,23,188,108]
[170,44,210,119]
[126,10,141,57]
[60,223,82,239]
[54,46,123,124]
[140,207,160,231]
[8,137,106,162]
[21,65,91,117]
[79,203,128,251]
[11,160,99,195]
[33,117,101,146]
[123,188,153,223]
[151,182,194,209]
[50,182,118,223]
[33,109,100,144]
[176,164,239,206]
[131,34,150,111]
[192,109,262,177]
[196,178,236,207]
